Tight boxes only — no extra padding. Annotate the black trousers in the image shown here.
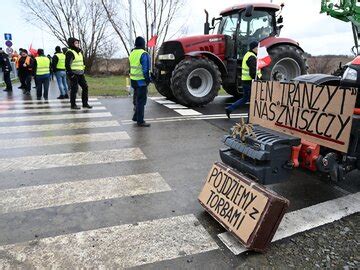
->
[131,80,148,124]
[18,70,25,87]
[24,74,32,93]
[3,71,12,90]
[35,76,50,99]
[68,74,89,106]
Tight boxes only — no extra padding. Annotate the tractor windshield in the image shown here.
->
[218,14,239,36]
[238,10,274,56]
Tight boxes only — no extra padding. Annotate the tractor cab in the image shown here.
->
[215,4,280,58]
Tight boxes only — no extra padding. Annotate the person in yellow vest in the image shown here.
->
[53,46,69,99]
[225,41,261,119]
[65,37,92,110]
[34,49,51,100]
[129,36,152,127]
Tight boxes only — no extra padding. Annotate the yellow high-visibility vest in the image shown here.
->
[67,49,85,71]
[55,53,66,69]
[35,56,50,75]
[242,51,262,81]
[129,49,147,81]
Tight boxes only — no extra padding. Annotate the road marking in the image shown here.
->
[0,148,146,172]
[0,172,170,214]
[0,102,102,110]
[0,214,218,268]
[150,97,166,100]
[121,113,248,125]
[217,192,360,255]
[174,109,203,116]
[0,112,112,123]
[0,98,98,105]
[0,106,107,115]
[0,132,130,149]
[164,104,188,109]
[154,99,175,104]
[0,120,120,134]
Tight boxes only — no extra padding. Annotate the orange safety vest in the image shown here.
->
[24,56,32,70]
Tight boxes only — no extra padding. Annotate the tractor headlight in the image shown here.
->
[158,54,175,60]
[342,67,358,82]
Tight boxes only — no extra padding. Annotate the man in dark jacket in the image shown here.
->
[226,41,261,119]
[0,48,13,92]
[18,49,34,96]
[65,37,92,109]
[129,36,151,127]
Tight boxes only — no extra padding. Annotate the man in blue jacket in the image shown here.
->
[129,36,151,127]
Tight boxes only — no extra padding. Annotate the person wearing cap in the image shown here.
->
[129,36,152,127]
[225,41,261,119]
[34,49,51,100]
[0,47,13,92]
[65,37,92,110]
[18,49,34,96]
[53,46,69,99]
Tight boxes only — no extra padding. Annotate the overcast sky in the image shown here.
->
[0,0,355,57]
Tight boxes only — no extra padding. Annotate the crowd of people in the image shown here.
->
[0,37,92,109]
[1,35,153,125]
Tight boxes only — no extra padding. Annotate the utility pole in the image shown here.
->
[151,0,156,71]
[129,0,133,50]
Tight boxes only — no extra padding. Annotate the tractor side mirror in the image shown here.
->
[244,5,254,17]
[277,16,283,24]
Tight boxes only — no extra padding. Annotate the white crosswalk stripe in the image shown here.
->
[0,172,171,214]
[0,112,112,123]
[0,106,107,114]
[0,101,102,110]
[0,120,120,134]
[0,131,130,149]
[0,148,146,172]
[0,214,218,268]
[0,98,98,105]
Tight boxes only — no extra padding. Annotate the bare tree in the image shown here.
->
[101,0,186,56]
[21,0,109,71]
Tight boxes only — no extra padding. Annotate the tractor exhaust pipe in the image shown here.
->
[204,9,210,35]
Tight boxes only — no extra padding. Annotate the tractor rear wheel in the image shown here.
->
[171,58,221,107]
[154,79,175,100]
[262,44,307,81]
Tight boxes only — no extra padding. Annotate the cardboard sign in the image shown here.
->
[198,162,289,251]
[249,81,358,153]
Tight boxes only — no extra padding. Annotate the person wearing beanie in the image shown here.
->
[34,48,51,100]
[65,37,92,109]
[225,41,261,119]
[129,36,152,127]
[53,46,69,99]
[0,48,13,92]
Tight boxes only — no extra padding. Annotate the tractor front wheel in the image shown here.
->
[171,58,221,107]
[154,79,175,100]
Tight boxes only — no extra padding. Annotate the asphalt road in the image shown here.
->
[0,81,358,268]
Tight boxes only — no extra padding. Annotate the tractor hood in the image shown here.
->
[174,34,226,55]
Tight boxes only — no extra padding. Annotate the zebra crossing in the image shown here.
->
[0,97,218,268]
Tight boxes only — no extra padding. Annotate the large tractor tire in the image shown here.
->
[154,79,175,100]
[262,44,307,81]
[171,58,221,107]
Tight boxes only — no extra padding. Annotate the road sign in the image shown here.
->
[6,47,14,54]
[4,33,12,41]
[5,40,13,47]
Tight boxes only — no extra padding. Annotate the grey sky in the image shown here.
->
[0,0,355,57]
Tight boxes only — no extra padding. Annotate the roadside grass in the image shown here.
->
[87,75,227,97]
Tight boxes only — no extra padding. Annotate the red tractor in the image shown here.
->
[154,3,307,107]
